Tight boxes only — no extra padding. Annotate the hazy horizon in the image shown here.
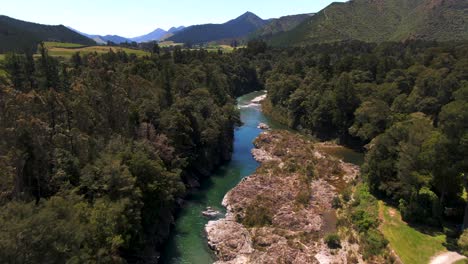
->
[1,0,346,37]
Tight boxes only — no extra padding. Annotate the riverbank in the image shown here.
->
[206,130,363,263]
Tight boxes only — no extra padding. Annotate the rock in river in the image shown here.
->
[202,207,221,218]
[257,123,270,130]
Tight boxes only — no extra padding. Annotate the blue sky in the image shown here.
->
[0,0,345,37]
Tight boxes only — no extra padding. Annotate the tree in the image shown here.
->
[152,43,160,56]
[349,99,391,141]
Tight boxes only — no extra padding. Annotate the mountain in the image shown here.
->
[131,28,167,42]
[130,26,184,43]
[250,13,314,39]
[67,27,131,44]
[0,15,95,53]
[100,35,131,44]
[269,0,468,46]
[168,12,268,44]
[168,26,185,33]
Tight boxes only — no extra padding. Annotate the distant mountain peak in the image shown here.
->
[242,11,256,16]
[168,26,185,33]
[130,26,185,43]
[168,11,268,44]
[235,11,262,20]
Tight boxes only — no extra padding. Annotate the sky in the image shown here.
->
[0,0,345,37]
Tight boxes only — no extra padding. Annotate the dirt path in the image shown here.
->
[429,252,467,264]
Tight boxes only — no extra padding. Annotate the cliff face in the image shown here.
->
[206,130,363,263]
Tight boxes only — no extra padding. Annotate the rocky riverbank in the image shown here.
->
[206,130,363,263]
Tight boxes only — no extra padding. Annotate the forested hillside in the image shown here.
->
[0,45,261,262]
[249,13,313,40]
[269,0,468,46]
[253,40,468,238]
[0,15,95,53]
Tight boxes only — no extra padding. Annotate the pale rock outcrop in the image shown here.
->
[206,130,363,264]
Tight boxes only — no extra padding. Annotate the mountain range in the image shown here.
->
[166,12,314,45]
[68,26,186,44]
[0,0,467,53]
[130,26,185,43]
[66,27,130,45]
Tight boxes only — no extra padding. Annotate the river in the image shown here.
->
[160,91,364,264]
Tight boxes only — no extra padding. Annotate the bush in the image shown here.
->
[242,197,272,227]
[352,210,378,232]
[399,188,442,226]
[362,229,388,259]
[458,229,468,256]
[332,196,342,209]
[342,188,352,202]
[295,188,311,207]
[325,233,341,249]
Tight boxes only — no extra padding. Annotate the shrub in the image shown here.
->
[399,188,442,226]
[295,188,311,207]
[342,188,352,202]
[352,210,378,232]
[458,229,468,256]
[332,196,342,209]
[362,229,388,259]
[325,233,341,249]
[243,197,272,227]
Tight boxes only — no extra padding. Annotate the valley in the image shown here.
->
[0,0,467,263]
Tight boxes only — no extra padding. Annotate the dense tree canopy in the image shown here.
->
[0,45,260,262]
[255,40,468,225]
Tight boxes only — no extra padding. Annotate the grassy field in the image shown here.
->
[0,41,239,61]
[0,42,149,60]
[158,41,241,53]
[43,41,85,49]
[158,41,183,47]
[202,44,238,53]
[379,201,447,264]
[45,45,149,57]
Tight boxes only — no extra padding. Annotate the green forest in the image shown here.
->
[0,44,261,262]
[257,40,467,225]
[0,39,467,262]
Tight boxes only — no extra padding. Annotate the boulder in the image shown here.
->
[257,123,270,130]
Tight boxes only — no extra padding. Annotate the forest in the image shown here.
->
[0,44,260,262]
[254,40,468,253]
[0,39,467,262]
